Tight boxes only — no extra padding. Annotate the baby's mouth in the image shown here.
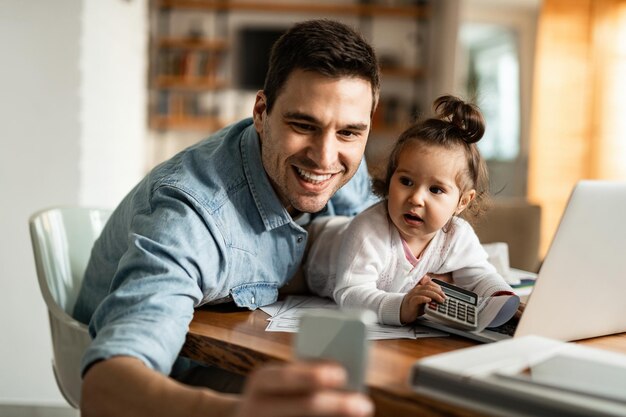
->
[404,212,424,223]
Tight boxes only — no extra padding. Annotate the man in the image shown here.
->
[74,19,380,417]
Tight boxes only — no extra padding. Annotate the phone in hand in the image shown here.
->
[295,308,375,392]
[423,278,478,330]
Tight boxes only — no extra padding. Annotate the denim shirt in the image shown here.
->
[73,118,377,376]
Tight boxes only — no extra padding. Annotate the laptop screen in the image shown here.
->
[516,180,626,341]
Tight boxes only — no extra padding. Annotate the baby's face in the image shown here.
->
[387,143,468,254]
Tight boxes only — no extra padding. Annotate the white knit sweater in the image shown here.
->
[305,201,513,325]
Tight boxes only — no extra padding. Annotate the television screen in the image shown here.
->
[236,27,286,91]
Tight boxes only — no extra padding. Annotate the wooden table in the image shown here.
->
[181,304,626,417]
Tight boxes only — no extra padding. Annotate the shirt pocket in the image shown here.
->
[230,281,279,310]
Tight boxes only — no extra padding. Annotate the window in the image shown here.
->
[458,23,520,161]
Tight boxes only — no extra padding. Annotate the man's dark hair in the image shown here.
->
[263,19,380,116]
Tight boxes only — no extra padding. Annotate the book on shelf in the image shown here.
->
[157,48,224,81]
[156,91,203,118]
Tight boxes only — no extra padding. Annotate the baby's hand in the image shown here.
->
[400,275,446,324]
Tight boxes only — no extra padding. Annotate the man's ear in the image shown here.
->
[253,90,267,134]
[456,189,476,215]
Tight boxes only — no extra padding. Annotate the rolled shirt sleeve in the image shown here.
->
[82,189,217,375]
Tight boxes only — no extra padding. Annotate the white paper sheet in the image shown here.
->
[262,296,447,340]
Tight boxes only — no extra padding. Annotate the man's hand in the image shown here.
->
[400,275,446,324]
[82,357,373,417]
[234,361,374,417]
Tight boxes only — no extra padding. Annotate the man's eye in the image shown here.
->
[429,186,444,194]
[291,122,315,132]
[338,130,357,139]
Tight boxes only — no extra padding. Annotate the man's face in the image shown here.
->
[253,69,373,216]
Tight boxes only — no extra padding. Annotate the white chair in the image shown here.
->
[29,207,111,408]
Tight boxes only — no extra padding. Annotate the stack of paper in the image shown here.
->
[410,335,626,417]
[509,268,537,299]
[261,295,447,340]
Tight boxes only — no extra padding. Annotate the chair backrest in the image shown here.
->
[473,199,542,272]
[29,207,111,408]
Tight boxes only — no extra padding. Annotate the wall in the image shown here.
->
[81,0,148,206]
[0,0,147,406]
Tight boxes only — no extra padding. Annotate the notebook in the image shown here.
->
[420,180,626,343]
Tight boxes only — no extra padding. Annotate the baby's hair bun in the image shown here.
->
[433,95,485,144]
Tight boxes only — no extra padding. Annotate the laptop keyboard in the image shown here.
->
[488,316,519,336]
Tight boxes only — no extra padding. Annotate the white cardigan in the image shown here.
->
[305,201,513,325]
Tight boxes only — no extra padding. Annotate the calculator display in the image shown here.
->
[442,286,476,304]
[432,279,478,305]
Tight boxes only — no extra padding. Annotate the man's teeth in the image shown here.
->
[296,167,332,183]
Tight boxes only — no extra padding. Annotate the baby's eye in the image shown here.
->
[399,177,413,186]
[429,186,444,194]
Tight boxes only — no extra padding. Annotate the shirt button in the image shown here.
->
[251,295,255,304]
[297,236,304,243]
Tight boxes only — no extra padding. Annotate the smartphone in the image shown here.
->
[295,308,375,392]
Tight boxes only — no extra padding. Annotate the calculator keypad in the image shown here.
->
[426,298,477,330]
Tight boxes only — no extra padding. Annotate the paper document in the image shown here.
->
[475,293,519,331]
[509,268,537,299]
[261,296,447,340]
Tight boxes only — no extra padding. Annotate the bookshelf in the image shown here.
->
[158,0,429,17]
[148,0,432,135]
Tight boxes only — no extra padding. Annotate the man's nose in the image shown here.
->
[309,131,338,168]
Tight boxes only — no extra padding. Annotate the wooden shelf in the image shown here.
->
[150,0,431,133]
[381,66,426,79]
[154,76,228,90]
[157,38,228,50]
[158,0,430,18]
[150,115,226,131]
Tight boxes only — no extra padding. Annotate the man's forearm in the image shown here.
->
[81,356,239,417]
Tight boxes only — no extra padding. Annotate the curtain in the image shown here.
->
[529,0,626,256]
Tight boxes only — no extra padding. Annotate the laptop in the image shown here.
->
[420,180,626,343]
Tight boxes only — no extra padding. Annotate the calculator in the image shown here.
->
[424,278,478,330]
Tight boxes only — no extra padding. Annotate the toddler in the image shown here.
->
[305,95,515,325]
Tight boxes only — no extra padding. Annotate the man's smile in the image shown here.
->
[295,167,335,183]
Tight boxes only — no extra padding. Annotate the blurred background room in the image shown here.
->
[1,0,625,415]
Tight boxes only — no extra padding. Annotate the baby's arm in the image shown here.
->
[332,231,396,319]
[332,206,408,325]
[304,217,352,298]
[399,275,446,324]
[443,219,514,297]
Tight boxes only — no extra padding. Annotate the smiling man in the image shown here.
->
[255,69,373,216]
[73,19,380,417]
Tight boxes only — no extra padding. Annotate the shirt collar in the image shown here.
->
[240,122,294,231]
